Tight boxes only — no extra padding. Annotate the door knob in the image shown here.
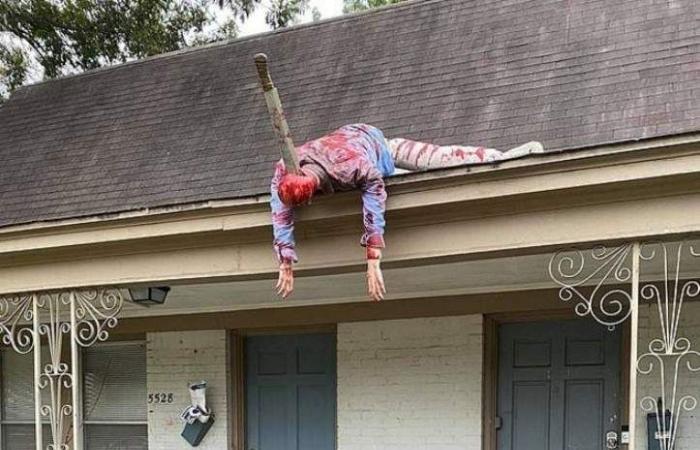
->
[606,431,619,449]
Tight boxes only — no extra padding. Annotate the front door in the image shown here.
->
[245,333,336,450]
[497,320,621,450]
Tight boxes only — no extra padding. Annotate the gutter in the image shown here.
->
[0,131,699,240]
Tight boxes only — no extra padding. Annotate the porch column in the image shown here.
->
[0,288,125,450]
[32,294,43,450]
[628,242,640,450]
[549,242,641,449]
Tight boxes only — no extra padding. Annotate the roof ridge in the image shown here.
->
[11,0,442,95]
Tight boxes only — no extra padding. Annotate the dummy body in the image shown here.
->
[271,123,543,301]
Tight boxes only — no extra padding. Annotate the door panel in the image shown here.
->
[512,381,551,449]
[497,320,620,450]
[564,380,604,450]
[257,385,289,449]
[297,384,335,449]
[246,334,336,450]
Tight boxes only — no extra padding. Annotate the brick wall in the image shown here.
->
[635,302,700,450]
[146,330,229,450]
[337,315,483,450]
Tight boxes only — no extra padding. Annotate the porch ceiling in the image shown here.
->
[119,254,549,317]
[119,241,700,318]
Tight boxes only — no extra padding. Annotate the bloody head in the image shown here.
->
[278,172,318,207]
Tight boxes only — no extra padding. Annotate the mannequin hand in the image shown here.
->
[367,258,386,302]
[276,261,294,299]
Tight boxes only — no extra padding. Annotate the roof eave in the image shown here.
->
[0,131,699,239]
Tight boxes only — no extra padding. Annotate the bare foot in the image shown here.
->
[503,141,544,159]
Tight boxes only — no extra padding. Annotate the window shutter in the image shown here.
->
[82,343,147,422]
[84,424,148,450]
[1,350,52,450]
[1,425,50,450]
[1,350,35,421]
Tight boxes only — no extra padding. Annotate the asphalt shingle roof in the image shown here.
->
[0,0,699,228]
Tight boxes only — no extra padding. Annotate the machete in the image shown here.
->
[254,53,301,174]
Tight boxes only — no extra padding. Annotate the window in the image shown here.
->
[0,342,147,450]
[0,349,49,450]
[82,342,148,450]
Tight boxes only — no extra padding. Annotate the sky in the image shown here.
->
[238,0,345,36]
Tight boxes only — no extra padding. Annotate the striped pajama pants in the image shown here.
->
[387,138,542,171]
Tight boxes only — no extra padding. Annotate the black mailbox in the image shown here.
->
[181,415,215,447]
[647,408,673,450]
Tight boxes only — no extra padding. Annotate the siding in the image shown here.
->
[337,315,483,450]
[146,330,229,450]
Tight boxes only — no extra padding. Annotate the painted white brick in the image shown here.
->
[636,302,700,450]
[147,330,228,450]
[337,315,483,450]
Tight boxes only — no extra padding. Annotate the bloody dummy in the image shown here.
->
[271,123,543,301]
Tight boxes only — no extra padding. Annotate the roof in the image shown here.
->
[0,0,699,229]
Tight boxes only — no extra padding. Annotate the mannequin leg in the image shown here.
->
[388,138,503,170]
[388,138,544,170]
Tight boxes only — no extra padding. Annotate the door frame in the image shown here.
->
[228,326,338,450]
[481,310,630,450]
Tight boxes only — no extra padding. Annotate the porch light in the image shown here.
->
[128,286,170,306]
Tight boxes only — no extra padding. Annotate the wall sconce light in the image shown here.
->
[128,287,171,306]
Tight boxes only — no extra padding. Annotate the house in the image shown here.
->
[1,0,699,449]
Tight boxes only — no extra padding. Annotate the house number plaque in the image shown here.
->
[148,392,175,404]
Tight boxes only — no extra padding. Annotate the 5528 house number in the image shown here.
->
[148,393,174,404]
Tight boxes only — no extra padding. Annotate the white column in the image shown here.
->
[628,242,640,450]
[70,292,83,450]
[32,294,43,450]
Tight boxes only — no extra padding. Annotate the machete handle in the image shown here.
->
[254,53,274,92]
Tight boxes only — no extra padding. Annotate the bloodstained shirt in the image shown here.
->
[270,124,395,263]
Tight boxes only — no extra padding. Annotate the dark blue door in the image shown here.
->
[245,334,336,450]
[497,320,621,450]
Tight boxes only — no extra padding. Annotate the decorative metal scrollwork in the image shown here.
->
[73,289,123,347]
[0,287,124,450]
[39,361,73,450]
[0,293,35,353]
[636,242,700,450]
[549,240,700,448]
[548,244,634,329]
[35,291,74,450]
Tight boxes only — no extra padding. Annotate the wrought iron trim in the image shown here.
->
[548,244,634,329]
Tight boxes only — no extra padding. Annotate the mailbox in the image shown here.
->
[180,381,214,447]
[647,408,673,450]
[182,416,215,447]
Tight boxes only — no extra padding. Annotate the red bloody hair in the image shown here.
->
[278,173,317,207]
